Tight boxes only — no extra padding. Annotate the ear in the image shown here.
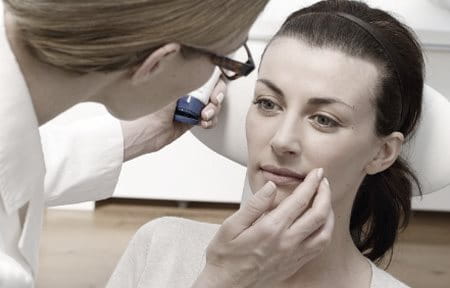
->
[365,132,404,175]
[131,43,181,85]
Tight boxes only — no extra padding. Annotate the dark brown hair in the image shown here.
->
[274,0,424,263]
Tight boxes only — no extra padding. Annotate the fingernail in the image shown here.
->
[317,168,324,180]
[323,177,329,187]
[263,181,276,197]
[204,109,214,120]
[216,92,224,104]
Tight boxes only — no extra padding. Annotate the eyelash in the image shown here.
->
[253,97,341,129]
[309,114,340,128]
[252,97,281,113]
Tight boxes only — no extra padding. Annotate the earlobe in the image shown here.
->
[365,132,404,175]
[131,43,181,85]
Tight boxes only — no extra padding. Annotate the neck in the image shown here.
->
[280,196,372,288]
[4,12,120,125]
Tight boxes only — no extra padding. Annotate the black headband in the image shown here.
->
[334,12,404,129]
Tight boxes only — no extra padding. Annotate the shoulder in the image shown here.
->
[108,217,220,287]
[370,261,411,288]
[137,216,220,237]
[134,216,220,247]
[135,217,221,278]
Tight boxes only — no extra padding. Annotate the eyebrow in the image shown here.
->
[257,78,355,110]
[257,79,284,97]
[307,97,355,110]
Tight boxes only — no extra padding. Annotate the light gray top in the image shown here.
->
[107,217,410,288]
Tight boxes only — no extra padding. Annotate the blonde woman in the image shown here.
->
[0,0,281,287]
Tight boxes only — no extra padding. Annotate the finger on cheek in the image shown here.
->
[318,177,329,194]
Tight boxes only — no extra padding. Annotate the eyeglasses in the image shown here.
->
[184,43,255,81]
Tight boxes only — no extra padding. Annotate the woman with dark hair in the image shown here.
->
[108,1,424,287]
[272,0,424,264]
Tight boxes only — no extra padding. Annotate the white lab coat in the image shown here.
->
[0,2,124,287]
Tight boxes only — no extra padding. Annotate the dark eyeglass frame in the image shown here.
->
[184,43,255,81]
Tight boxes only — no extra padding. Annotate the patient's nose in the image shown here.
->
[270,117,301,157]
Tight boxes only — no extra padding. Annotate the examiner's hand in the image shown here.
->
[120,79,226,161]
[192,168,334,288]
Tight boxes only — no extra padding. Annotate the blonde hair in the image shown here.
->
[5,0,269,73]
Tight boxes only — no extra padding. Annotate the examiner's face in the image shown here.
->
[246,37,383,208]
[102,29,250,120]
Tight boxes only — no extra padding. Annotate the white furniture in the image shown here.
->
[113,0,450,211]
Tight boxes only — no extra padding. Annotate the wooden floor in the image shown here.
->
[37,199,450,288]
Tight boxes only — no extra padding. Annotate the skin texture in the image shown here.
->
[247,37,402,209]
[244,37,403,287]
[120,79,226,161]
[193,170,335,288]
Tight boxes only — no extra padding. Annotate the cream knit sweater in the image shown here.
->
[107,217,410,288]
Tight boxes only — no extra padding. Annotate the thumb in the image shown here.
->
[222,181,277,239]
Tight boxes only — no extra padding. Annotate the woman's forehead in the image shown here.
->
[258,37,380,110]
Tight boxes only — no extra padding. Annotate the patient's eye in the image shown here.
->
[311,114,339,128]
[253,98,281,113]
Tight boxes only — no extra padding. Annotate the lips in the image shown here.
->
[260,165,305,186]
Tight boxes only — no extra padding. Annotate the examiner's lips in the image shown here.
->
[260,165,305,186]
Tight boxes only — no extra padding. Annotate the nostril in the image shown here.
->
[270,142,300,157]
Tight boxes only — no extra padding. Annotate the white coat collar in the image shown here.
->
[0,3,46,216]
